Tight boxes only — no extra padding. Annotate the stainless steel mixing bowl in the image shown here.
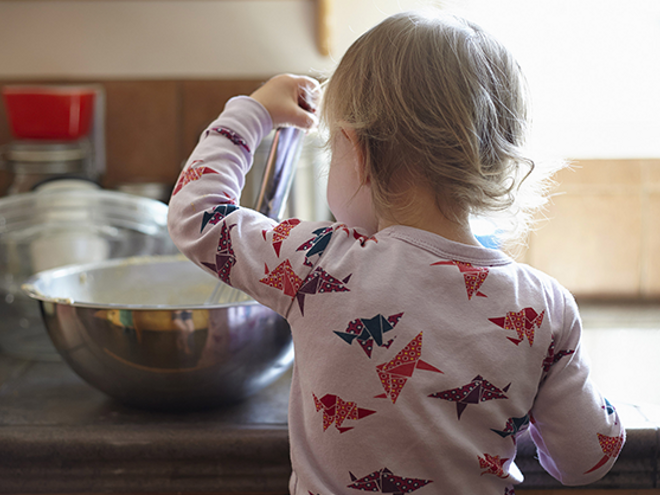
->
[22,255,293,410]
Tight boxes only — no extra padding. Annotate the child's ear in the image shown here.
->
[341,128,369,185]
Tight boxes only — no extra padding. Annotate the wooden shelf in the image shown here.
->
[316,0,331,56]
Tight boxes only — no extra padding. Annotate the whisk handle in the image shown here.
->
[253,126,305,220]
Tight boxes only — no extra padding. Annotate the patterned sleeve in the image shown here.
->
[167,96,334,317]
[529,288,625,485]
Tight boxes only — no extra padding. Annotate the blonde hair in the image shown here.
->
[322,11,559,240]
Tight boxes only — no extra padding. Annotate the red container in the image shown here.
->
[2,86,96,141]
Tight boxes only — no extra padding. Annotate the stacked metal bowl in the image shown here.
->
[0,180,178,361]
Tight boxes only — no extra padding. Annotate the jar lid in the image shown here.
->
[11,160,85,175]
[33,177,100,193]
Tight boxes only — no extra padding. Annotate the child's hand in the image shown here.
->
[250,74,320,130]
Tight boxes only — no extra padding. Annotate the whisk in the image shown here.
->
[205,126,306,305]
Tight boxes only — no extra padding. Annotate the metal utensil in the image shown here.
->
[205,126,305,305]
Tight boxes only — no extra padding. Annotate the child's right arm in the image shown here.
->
[167,75,327,317]
[529,290,625,485]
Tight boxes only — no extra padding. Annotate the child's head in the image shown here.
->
[322,11,538,234]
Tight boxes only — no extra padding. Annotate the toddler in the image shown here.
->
[168,11,624,494]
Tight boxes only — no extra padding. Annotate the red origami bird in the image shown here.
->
[489,308,545,346]
[263,219,301,257]
[478,453,509,479]
[352,229,378,246]
[584,433,624,474]
[312,393,376,433]
[375,332,442,404]
[259,259,303,297]
[259,262,350,315]
[431,260,489,300]
[172,163,218,196]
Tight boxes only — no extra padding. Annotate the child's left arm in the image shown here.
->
[528,290,625,485]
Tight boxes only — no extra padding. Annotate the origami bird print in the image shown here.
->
[603,398,616,416]
[259,259,303,297]
[491,414,530,443]
[296,267,351,316]
[312,393,376,433]
[431,260,489,300]
[172,163,219,196]
[542,337,575,372]
[208,127,251,153]
[599,398,619,426]
[375,332,442,404]
[347,467,432,494]
[334,313,403,358]
[584,433,625,474]
[489,308,545,346]
[200,203,239,233]
[297,226,335,266]
[353,229,378,246]
[429,375,510,419]
[263,219,301,257]
[604,399,615,415]
[478,453,509,479]
[201,222,236,284]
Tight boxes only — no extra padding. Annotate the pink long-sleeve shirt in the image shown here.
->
[167,96,624,495]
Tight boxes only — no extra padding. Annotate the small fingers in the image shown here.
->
[251,74,321,129]
[296,76,321,114]
[293,106,319,130]
[295,76,321,129]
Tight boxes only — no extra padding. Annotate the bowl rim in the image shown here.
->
[21,254,259,310]
[0,187,169,237]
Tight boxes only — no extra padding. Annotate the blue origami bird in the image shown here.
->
[334,313,403,358]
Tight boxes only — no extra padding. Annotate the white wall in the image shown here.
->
[1,0,659,159]
[454,0,660,159]
[0,0,431,79]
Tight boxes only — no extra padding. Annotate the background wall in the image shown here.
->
[1,0,658,159]
[1,0,660,299]
[0,0,420,79]
[456,0,660,160]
